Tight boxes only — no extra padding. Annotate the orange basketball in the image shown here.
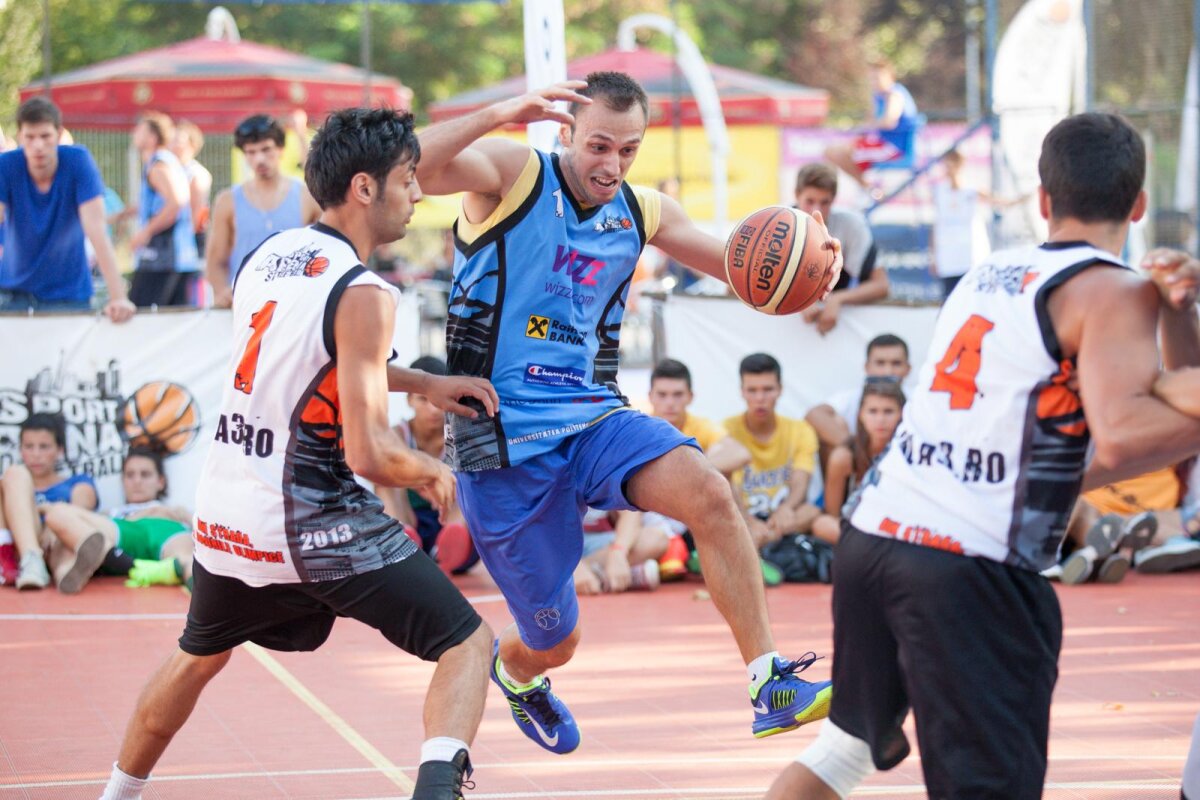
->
[304,256,329,278]
[724,206,835,315]
[122,381,201,455]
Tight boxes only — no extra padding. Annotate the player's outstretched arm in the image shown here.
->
[386,366,498,419]
[1062,269,1200,489]
[336,285,453,508]
[416,81,590,198]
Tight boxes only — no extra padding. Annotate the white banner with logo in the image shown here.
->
[0,296,420,512]
[660,296,940,421]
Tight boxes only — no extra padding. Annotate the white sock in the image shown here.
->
[100,762,149,800]
[0,528,12,546]
[748,651,782,686]
[420,736,469,765]
[1183,713,1200,799]
[497,659,542,693]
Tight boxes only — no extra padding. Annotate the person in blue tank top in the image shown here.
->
[204,114,320,308]
[825,58,921,193]
[0,413,97,591]
[416,71,845,756]
[128,112,200,307]
[0,97,135,320]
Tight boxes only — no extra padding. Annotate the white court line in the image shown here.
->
[242,642,416,794]
[0,612,186,621]
[0,594,505,623]
[2,754,1185,791]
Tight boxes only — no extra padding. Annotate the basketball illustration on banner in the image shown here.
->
[121,381,202,455]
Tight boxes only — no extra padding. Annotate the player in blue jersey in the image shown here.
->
[416,72,844,755]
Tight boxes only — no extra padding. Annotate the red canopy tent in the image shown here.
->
[20,35,410,134]
[428,47,828,128]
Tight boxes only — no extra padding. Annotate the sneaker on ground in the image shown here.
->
[760,557,783,587]
[751,653,833,738]
[1061,513,1122,585]
[125,558,183,588]
[658,535,689,582]
[629,559,660,591]
[0,542,18,586]
[57,532,109,594]
[16,551,50,590]
[412,748,474,800]
[489,640,581,754]
[1135,535,1200,574]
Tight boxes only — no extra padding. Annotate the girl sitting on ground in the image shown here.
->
[40,448,193,593]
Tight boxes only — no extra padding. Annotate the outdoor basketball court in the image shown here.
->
[1,570,1195,799]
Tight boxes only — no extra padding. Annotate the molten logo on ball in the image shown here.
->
[723,205,833,316]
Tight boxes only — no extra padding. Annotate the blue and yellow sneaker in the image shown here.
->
[750,653,833,738]
[489,640,581,754]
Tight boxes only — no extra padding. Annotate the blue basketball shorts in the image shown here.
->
[456,410,697,650]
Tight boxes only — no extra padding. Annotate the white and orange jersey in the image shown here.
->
[847,241,1127,571]
[193,223,416,586]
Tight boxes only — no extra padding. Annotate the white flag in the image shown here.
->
[524,0,567,153]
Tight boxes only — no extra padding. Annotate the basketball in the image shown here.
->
[724,206,835,315]
[122,381,201,455]
[304,256,329,278]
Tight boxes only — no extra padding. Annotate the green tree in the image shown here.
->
[0,0,44,126]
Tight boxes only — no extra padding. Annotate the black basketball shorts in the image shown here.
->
[179,551,482,662]
[829,522,1062,800]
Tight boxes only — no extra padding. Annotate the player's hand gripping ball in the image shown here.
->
[724,206,837,315]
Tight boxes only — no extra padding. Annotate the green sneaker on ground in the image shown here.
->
[125,558,182,588]
[760,558,783,587]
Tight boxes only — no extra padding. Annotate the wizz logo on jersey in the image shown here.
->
[257,245,330,282]
[551,246,606,286]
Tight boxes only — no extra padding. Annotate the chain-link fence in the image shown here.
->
[71,129,238,208]
[995,0,1195,251]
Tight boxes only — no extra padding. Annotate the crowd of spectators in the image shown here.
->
[2,97,1199,597]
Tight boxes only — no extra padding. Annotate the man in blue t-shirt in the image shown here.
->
[0,97,134,321]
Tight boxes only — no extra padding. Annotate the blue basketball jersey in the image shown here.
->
[445,148,661,471]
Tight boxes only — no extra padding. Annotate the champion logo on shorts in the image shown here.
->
[534,607,562,631]
[524,363,587,388]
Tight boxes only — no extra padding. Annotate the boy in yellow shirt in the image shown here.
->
[724,354,823,584]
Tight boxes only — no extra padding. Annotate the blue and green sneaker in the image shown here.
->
[750,653,833,737]
[490,640,581,754]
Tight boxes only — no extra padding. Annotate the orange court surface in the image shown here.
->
[1,569,1196,799]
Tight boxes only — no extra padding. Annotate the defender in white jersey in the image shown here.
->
[102,109,498,800]
[768,114,1200,800]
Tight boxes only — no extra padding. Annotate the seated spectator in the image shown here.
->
[723,353,822,585]
[810,380,906,545]
[0,413,98,590]
[376,355,476,575]
[40,448,193,593]
[572,508,664,595]
[0,97,134,321]
[794,163,888,334]
[824,57,921,193]
[806,333,911,474]
[1041,463,1198,582]
[635,358,750,579]
[171,120,213,257]
[129,111,200,307]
